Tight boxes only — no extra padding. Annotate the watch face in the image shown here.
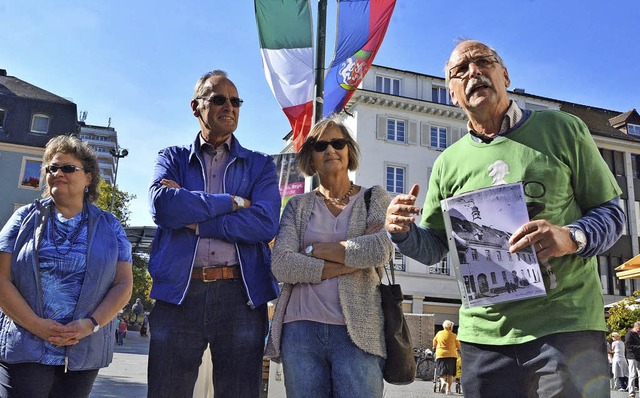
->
[305,245,313,256]
[234,196,245,208]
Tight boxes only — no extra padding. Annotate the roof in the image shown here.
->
[0,75,74,104]
[609,109,640,129]
[559,102,640,143]
[125,226,157,254]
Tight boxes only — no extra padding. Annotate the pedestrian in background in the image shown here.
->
[610,332,628,391]
[117,318,128,346]
[432,320,461,395]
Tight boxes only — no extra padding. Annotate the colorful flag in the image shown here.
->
[255,0,315,151]
[323,0,396,117]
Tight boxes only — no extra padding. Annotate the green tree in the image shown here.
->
[606,289,640,336]
[95,180,136,226]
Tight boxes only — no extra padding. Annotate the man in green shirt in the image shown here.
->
[385,40,625,397]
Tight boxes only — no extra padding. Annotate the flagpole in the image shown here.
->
[313,0,327,124]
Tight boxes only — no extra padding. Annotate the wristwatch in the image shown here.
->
[566,226,587,254]
[233,196,246,210]
[305,244,314,256]
[89,316,100,333]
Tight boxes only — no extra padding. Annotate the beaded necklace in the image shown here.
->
[49,204,88,256]
[317,181,354,206]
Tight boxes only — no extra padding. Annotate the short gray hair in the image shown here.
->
[193,70,229,112]
[442,320,454,330]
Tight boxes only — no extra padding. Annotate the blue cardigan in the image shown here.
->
[0,199,130,370]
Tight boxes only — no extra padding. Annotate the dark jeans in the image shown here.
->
[460,330,609,398]
[147,279,268,398]
[0,361,98,398]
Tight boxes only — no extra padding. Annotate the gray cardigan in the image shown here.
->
[265,185,394,361]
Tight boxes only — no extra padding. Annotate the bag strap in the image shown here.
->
[365,187,396,285]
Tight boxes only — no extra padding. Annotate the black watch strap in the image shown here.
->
[89,316,99,333]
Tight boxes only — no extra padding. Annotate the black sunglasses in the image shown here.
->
[198,95,243,108]
[45,164,85,174]
[312,139,349,152]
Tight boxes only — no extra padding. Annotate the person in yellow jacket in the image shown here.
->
[433,320,461,395]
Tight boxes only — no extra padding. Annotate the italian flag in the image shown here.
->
[255,0,314,151]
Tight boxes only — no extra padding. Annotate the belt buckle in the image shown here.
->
[201,266,218,283]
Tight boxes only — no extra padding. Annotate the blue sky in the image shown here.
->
[1,0,638,226]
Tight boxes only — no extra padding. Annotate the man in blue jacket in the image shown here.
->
[147,70,281,397]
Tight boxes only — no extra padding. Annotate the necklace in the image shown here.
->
[317,181,354,206]
[49,204,88,255]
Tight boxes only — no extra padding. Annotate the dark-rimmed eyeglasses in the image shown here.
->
[197,95,243,108]
[45,164,85,174]
[448,55,499,80]
[312,139,349,152]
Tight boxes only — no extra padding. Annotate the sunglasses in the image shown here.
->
[198,95,243,108]
[312,139,349,152]
[45,164,85,174]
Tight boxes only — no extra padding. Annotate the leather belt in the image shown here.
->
[191,266,241,282]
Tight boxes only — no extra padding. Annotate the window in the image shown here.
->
[429,256,450,275]
[430,126,447,149]
[18,157,42,190]
[485,249,491,260]
[375,76,400,95]
[490,272,497,284]
[386,165,405,194]
[0,108,5,128]
[471,248,478,260]
[387,118,405,142]
[496,251,502,261]
[31,114,50,134]
[431,86,450,105]
[629,124,640,137]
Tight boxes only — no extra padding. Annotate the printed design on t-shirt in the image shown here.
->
[487,160,557,290]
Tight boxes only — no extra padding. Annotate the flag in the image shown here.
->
[255,0,315,151]
[323,0,396,117]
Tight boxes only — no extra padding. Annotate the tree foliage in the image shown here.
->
[95,180,136,227]
[606,289,640,336]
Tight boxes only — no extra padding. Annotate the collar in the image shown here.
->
[468,101,523,143]
[198,133,232,154]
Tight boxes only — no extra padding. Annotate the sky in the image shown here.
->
[1,0,638,226]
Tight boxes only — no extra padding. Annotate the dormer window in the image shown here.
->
[375,76,400,95]
[629,123,640,137]
[31,114,50,134]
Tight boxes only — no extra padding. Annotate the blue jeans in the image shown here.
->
[460,330,609,398]
[281,320,384,398]
[0,361,98,398]
[147,279,268,398]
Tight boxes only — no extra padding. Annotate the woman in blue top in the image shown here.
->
[0,135,133,397]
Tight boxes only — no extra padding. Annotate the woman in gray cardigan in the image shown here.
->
[266,118,394,398]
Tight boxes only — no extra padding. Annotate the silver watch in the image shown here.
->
[567,226,587,253]
[233,196,246,209]
[305,244,314,256]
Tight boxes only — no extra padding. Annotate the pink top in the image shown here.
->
[283,189,364,325]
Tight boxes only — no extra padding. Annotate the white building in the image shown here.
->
[78,123,118,185]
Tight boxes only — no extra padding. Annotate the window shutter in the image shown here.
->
[408,121,418,145]
[420,123,430,147]
[376,115,387,140]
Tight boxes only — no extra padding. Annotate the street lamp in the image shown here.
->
[109,146,129,213]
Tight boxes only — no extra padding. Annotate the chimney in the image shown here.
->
[0,69,6,77]
[514,88,525,94]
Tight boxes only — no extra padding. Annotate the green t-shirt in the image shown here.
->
[421,110,621,345]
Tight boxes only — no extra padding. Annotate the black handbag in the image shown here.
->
[379,262,416,385]
[364,188,416,384]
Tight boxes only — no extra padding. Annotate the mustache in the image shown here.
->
[465,76,493,96]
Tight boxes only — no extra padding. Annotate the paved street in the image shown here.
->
[90,331,632,397]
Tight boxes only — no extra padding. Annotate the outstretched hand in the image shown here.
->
[509,219,578,260]
[385,184,422,234]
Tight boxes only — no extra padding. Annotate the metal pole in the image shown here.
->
[313,0,327,123]
[109,155,119,213]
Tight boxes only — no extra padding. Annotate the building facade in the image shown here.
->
[78,122,118,185]
[0,69,78,225]
[315,64,640,325]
